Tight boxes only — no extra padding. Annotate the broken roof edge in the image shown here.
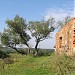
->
[57,17,75,33]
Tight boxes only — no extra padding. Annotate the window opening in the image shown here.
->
[59,37,62,48]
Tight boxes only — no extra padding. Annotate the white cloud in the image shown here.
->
[45,8,73,21]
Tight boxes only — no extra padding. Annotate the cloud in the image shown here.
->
[45,8,73,21]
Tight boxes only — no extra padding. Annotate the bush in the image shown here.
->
[37,50,50,56]
[32,49,53,56]
[0,50,10,59]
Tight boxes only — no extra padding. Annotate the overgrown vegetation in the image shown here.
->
[0,49,75,75]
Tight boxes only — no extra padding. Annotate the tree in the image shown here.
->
[1,15,31,54]
[57,16,71,29]
[28,17,56,54]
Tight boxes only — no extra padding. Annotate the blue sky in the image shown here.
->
[0,0,74,48]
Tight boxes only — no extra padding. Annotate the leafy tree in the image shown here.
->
[1,15,31,54]
[28,17,56,54]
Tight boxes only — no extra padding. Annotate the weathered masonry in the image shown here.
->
[55,18,75,55]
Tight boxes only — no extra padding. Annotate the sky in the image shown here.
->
[0,0,74,49]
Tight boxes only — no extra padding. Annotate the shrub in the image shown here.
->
[32,49,53,56]
[51,54,75,75]
[0,50,10,59]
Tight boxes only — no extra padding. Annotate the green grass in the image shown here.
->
[0,52,75,75]
[0,52,53,75]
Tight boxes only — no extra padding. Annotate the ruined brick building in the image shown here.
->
[55,18,75,55]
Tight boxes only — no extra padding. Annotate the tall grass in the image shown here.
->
[0,50,75,75]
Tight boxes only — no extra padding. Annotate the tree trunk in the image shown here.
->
[9,46,21,53]
[12,47,19,53]
[25,43,31,54]
[20,34,31,54]
[35,41,39,55]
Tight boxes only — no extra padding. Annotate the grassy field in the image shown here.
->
[0,51,75,75]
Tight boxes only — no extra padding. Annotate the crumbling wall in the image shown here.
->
[55,18,75,55]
